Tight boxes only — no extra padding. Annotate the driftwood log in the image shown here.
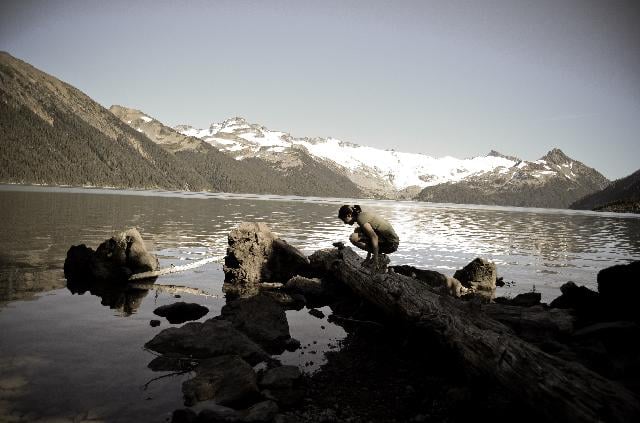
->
[310,247,640,423]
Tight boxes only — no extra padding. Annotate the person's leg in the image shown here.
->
[349,231,371,252]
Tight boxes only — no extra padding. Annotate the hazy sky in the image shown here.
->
[1,0,639,179]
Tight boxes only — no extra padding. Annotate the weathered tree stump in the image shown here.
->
[310,247,640,423]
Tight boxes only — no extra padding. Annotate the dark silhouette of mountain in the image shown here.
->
[570,169,640,213]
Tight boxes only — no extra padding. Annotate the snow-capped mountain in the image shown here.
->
[175,117,609,205]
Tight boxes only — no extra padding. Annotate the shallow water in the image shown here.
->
[1,185,639,422]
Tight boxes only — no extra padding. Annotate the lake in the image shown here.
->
[1,185,639,422]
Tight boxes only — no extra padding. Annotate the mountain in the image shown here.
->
[570,169,640,213]
[176,119,609,207]
[0,52,362,198]
[415,148,609,208]
[0,51,610,207]
[0,52,209,190]
[109,106,363,197]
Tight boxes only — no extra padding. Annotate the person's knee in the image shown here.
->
[349,232,360,245]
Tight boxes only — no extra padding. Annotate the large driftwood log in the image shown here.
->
[310,247,640,423]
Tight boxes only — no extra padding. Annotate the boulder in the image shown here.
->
[259,366,301,389]
[241,400,279,422]
[284,276,324,299]
[171,408,197,423]
[549,281,601,325]
[144,319,269,365]
[453,258,497,297]
[598,261,640,320]
[153,302,209,324]
[495,292,542,307]
[64,228,159,283]
[223,223,310,298]
[219,294,296,354]
[182,355,259,407]
[197,405,243,422]
[259,365,304,409]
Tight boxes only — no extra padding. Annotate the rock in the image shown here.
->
[144,319,269,365]
[495,292,542,307]
[258,366,303,409]
[259,366,302,389]
[571,321,640,382]
[223,223,310,298]
[549,281,601,324]
[171,408,197,423]
[262,291,306,311]
[241,400,279,422]
[453,258,497,293]
[154,302,209,324]
[182,355,259,407]
[597,261,640,320]
[150,319,161,327]
[64,227,159,283]
[284,276,325,300]
[261,388,304,409]
[197,404,243,422]
[219,294,294,354]
[308,308,325,319]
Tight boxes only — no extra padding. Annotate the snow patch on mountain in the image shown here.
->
[175,117,519,191]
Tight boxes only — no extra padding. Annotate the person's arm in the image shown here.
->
[361,222,379,265]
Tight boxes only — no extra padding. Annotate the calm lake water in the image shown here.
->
[1,185,639,422]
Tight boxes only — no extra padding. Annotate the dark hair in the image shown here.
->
[338,204,362,219]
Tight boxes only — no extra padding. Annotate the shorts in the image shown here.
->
[354,227,399,254]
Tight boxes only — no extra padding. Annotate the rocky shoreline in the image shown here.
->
[64,224,640,422]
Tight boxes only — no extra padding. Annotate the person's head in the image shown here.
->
[338,205,361,225]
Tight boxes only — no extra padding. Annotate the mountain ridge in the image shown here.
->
[174,117,610,207]
[0,51,612,208]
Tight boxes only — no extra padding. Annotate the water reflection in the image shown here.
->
[66,278,150,316]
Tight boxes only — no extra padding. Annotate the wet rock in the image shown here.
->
[284,276,326,302]
[259,366,303,409]
[453,258,497,294]
[154,302,209,324]
[220,294,295,354]
[150,319,161,327]
[223,222,310,298]
[183,355,259,407]
[197,404,243,422]
[262,291,306,311]
[64,227,159,283]
[242,400,279,422]
[260,366,301,389]
[171,408,197,423]
[144,319,269,365]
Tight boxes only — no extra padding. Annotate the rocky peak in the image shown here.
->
[222,116,248,127]
[541,148,571,164]
[487,150,520,162]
